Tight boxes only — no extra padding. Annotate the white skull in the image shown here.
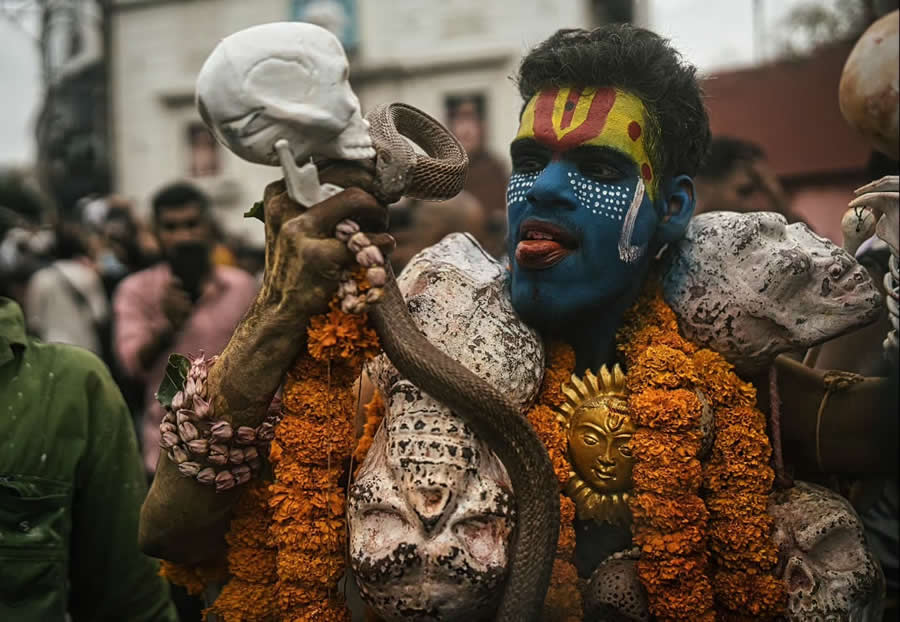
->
[195,22,374,168]
[348,234,544,620]
[663,211,883,375]
[771,482,884,621]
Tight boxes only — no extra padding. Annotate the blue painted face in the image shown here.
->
[506,155,660,329]
[506,87,695,334]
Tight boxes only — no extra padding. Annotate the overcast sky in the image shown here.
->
[0,0,841,167]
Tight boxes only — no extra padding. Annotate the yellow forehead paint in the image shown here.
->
[516,87,656,197]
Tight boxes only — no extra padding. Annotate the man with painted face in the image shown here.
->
[506,27,709,374]
[504,26,710,575]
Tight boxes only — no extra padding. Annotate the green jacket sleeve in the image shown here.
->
[66,354,179,622]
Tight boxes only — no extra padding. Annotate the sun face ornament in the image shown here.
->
[558,364,635,526]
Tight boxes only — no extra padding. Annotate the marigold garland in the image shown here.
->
[525,341,582,621]
[267,296,379,621]
[617,279,785,620]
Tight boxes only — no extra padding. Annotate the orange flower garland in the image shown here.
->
[617,279,785,621]
[525,341,583,621]
[268,298,379,621]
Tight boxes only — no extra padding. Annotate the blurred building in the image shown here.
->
[108,0,631,247]
[702,41,883,243]
[35,0,111,215]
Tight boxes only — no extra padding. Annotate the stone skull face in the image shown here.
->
[347,234,544,621]
[195,21,373,167]
[770,482,884,621]
[348,388,516,621]
[663,211,882,374]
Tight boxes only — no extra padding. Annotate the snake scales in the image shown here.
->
[359,103,560,621]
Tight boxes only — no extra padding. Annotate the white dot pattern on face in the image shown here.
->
[506,171,540,207]
[569,171,628,222]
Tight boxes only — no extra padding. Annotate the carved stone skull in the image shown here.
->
[770,482,884,621]
[586,482,884,621]
[195,22,374,168]
[348,234,544,621]
[663,211,883,375]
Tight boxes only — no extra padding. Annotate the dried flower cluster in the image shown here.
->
[617,280,785,621]
[526,341,583,621]
[161,354,280,491]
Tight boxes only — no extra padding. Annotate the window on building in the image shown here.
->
[187,122,219,178]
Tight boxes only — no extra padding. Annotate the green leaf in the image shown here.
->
[244,200,265,223]
[156,353,191,408]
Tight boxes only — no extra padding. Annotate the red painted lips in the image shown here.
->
[515,220,578,270]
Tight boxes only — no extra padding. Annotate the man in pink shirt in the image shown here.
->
[113,182,257,473]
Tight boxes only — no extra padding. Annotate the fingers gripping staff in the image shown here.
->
[196,21,559,621]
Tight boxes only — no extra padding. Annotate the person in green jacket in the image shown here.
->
[0,296,178,622]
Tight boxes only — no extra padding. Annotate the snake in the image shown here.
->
[359,103,560,621]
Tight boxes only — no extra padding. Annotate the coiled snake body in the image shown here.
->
[361,103,560,621]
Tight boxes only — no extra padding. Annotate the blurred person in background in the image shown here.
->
[446,94,509,258]
[23,222,109,358]
[0,173,55,304]
[112,181,257,475]
[387,190,489,272]
[694,136,802,222]
[1,296,178,622]
[81,194,161,297]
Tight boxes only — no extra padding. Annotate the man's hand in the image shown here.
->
[256,182,393,319]
[161,278,192,331]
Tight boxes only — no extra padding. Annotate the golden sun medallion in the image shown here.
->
[557,364,634,526]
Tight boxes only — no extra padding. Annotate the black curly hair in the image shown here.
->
[516,24,711,181]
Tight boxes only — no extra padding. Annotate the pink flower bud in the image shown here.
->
[170,445,189,464]
[185,377,197,397]
[159,422,176,435]
[229,447,245,464]
[192,395,211,419]
[160,431,179,450]
[232,464,251,485]
[208,444,228,466]
[178,421,198,442]
[196,467,216,485]
[257,422,276,442]
[178,461,201,477]
[366,266,387,287]
[171,391,185,411]
[242,446,259,462]
[186,439,209,455]
[210,421,233,442]
[215,471,235,492]
[236,426,256,444]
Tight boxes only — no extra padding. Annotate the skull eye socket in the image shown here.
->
[807,525,866,573]
[355,509,414,556]
[453,516,510,566]
[221,107,269,140]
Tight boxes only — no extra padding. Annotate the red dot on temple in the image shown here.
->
[628,121,642,141]
[641,163,652,181]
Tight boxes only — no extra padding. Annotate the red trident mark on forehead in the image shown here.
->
[532,87,616,151]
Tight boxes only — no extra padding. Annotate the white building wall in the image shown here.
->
[110,0,597,247]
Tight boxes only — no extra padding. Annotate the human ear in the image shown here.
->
[657,175,696,243]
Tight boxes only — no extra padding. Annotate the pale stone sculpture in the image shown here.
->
[770,482,885,622]
[662,211,883,375]
[348,233,544,621]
